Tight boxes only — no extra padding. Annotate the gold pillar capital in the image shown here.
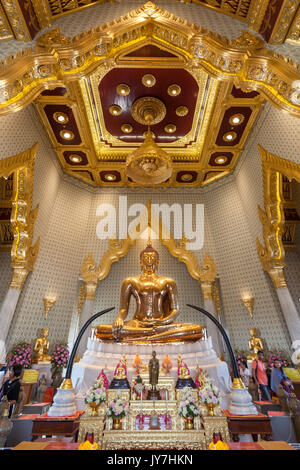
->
[9,267,30,290]
[199,280,214,300]
[267,266,288,290]
[85,281,98,301]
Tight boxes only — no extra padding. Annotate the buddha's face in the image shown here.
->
[249,328,256,337]
[141,251,158,273]
[42,328,49,337]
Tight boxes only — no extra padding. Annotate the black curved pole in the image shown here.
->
[65,306,115,380]
[187,304,240,379]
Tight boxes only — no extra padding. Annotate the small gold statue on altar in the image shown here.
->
[32,328,51,364]
[247,328,264,361]
[177,355,191,379]
[96,243,203,343]
[147,351,160,400]
[114,355,127,379]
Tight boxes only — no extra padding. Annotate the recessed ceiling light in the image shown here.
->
[60,130,74,140]
[69,154,83,163]
[142,74,156,87]
[215,156,228,164]
[116,84,130,96]
[167,84,181,96]
[229,114,244,126]
[121,123,133,133]
[181,173,193,181]
[176,106,188,117]
[223,131,237,142]
[53,112,69,124]
[109,105,122,116]
[164,124,176,133]
[105,174,117,181]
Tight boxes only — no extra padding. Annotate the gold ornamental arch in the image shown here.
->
[256,145,300,289]
[0,2,300,117]
[0,143,40,289]
[79,204,217,308]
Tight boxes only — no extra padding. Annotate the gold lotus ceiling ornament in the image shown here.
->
[131,96,166,125]
[126,128,173,185]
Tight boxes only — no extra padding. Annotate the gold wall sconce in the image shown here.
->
[43,296,57,319]
[241,296,254,318]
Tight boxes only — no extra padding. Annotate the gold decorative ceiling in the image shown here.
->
[1,0,299,45]
[1,2,300,187]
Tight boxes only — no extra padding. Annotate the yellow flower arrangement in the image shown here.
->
[78,440,99,450]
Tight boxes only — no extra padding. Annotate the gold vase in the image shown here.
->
[89,402,100,417]
[184,416,194,430]
[113,417,122,430]
[205,403,216,416]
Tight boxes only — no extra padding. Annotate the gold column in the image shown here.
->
[256,145,300,342]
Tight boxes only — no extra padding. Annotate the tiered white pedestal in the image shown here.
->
[72,336,232,410]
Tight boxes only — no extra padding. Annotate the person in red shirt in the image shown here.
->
[251,350,271,401]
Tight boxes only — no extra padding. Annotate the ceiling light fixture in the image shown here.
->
[116,84,130,96]
[167,84,181,96]
[142,74,156,88]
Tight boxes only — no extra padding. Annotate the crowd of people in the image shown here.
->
[239,350,294,402]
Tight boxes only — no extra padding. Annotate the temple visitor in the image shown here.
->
[1,364,22,418]
[239,360,251,388]
[270,359,293,400]
[251,351,272,401]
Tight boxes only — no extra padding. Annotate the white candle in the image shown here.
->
[140,387,143,417]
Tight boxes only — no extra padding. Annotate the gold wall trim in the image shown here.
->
[0,143,40,289]
[0,2,299,116]
[256,145,300,289]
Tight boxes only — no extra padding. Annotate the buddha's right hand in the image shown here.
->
[112,317,124,340]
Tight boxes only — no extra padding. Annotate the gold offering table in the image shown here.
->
[78,375,230,450]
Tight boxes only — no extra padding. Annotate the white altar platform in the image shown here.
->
[71,336,232,410]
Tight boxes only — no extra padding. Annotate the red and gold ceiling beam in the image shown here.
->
[0,2,299,117]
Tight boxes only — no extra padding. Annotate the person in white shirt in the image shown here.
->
[239,360,252,387]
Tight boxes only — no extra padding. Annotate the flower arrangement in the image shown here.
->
[132,374,146,396]
[198,380,221,405]
[178,387,200,418]
[85,375,107,406]
[107,393,130,419]
[85,381,106,406]
[50,343,69,372]
[9,343,32,369]
[267,349,292,368]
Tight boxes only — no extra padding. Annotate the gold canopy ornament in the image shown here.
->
[126,128,173,185]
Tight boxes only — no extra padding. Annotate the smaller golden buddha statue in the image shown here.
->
[247,328,264,361]
[32,328,51,364]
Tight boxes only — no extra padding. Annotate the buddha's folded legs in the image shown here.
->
[96,322,203,342]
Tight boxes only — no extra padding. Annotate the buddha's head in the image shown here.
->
[140,244,159,273]
[42,328,49,337]
[249,327,256,337]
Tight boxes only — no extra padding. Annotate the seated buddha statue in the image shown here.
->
[96,243,203,343]
[32,328,51,364]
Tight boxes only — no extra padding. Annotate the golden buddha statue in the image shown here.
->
[247,328,264,361]
[32,328,51,364]
[96,244,203,343]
